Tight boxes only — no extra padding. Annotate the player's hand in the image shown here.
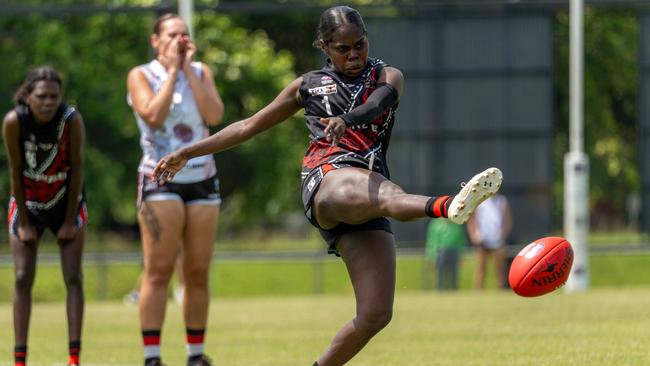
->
[180,37,196,71]
[322,117,346,146]
[56,223,78,243]
[162,36,184,73]
[17,224,38,244]
[153,151,188,184]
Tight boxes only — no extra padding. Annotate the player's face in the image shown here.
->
[323,24,369,78]
[27,80,62,124]
[152,18,190,57]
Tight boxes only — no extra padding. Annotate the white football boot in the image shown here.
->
[447,167,503,224]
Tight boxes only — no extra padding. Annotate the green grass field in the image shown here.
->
[0,288,649,365]
[1,238,649,365]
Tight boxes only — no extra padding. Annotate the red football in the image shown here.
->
[508,236,574,297]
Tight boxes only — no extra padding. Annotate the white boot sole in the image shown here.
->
[448,167,503,224]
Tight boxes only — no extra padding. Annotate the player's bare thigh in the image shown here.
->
[182,204,219,274]
[313,167,404,229]
[138,200,186,269]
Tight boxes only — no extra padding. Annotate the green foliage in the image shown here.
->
[1,5,643,235]
[554,10,639,228]
[0,9,304,234]
[194,13,305,233]
[0,12,152,229]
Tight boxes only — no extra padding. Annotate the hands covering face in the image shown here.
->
[162,35,196,71]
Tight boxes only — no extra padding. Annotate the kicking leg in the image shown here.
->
[313,167,432,229]
[313,167,502,229]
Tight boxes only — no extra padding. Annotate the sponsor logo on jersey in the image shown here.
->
[308,84,338,96]
[24,170,67,183]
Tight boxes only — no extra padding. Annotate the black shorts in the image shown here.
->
[300,162,392,256]
[138,174,221,207]
[8,196,89,237]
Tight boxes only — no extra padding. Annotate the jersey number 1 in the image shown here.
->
[321,96,333,116]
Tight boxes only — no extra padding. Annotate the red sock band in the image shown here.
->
[186,328,205,344]
[142,330,161,346]
[440,196,451,217]
[425,196,453,218]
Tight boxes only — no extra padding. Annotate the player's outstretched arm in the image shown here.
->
[153,76,303,181]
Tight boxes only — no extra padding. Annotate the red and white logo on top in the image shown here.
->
[518,242,545,259]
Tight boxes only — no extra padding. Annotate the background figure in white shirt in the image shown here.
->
[467,194,512,289]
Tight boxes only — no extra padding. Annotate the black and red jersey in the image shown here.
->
[15,104,76,210]
[298,58,398,179]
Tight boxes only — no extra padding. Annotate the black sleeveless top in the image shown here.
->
[15,103,77,210]
[298,58,398,179]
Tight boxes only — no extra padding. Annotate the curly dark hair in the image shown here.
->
[13,66,62,106]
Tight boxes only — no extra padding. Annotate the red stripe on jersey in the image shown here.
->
[79,204,88,224]
[321,163,335,175]
[7,200,17,224]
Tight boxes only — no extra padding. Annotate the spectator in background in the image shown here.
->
[126,13,224,366]
[467,194,512,289]
[3,66,88,366]
[425,219,467,291]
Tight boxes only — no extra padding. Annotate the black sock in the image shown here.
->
[15,345,27,365]
[69,340,81,364]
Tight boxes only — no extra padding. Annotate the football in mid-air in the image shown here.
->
[508,236,574,297]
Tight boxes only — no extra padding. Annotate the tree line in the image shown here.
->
[0,6,640,238]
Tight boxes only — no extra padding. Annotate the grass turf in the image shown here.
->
[0,288,649,365]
